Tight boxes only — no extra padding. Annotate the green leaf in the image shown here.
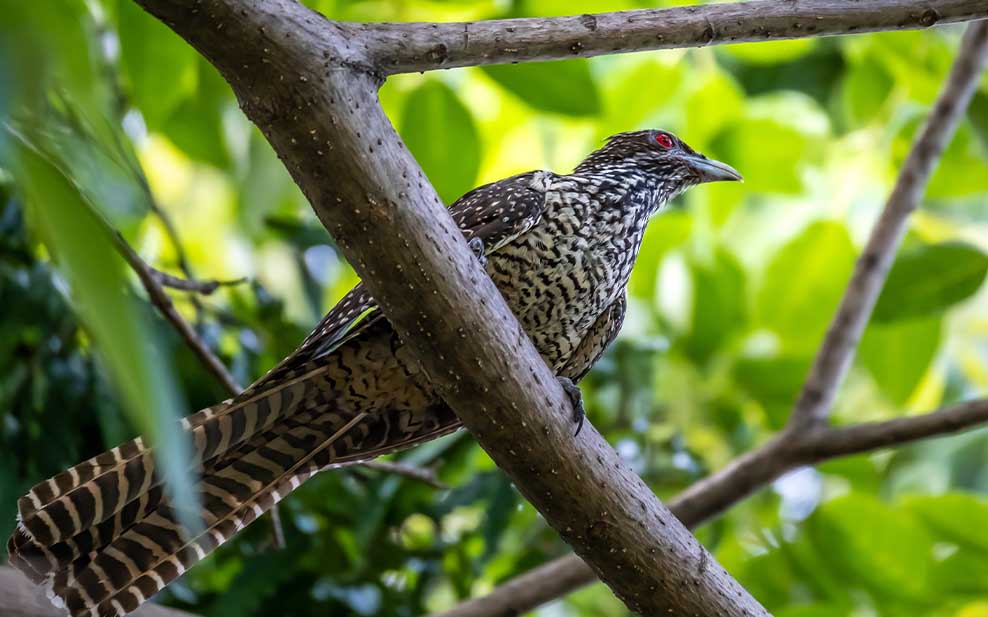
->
[721,39,817,65]
[873,242,988,322]
[969,91,988,150]
[757,221,856,351]
[684,248,747,364]
[840,60,893,128]
[720,92,828,194]
[806,494,933,600]
[163,58,234,169]
[116,0,198,127]
[482,59,601,117]
[858,316,941,404]
[733,355,810,428]
[904,493,988,551]
[7,136,199,532]
[401,80,480,204]
[628,210,691,302]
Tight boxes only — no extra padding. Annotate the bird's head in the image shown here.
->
[574,129,742,207]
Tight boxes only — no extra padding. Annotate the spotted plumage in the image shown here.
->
[7,129,740,616]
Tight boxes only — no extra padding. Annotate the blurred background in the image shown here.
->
[2,1,988,616]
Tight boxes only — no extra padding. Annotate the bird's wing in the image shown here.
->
[258,171,553,376]
[447,170,552,254]
[559,291,627,383]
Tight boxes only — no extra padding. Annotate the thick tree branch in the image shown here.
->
[130,0,772,614]
[435,19,988,617]
[359,0,988,74]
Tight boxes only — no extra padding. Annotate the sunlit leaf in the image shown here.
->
[859,316,941,405]
[721,39,816,65]
[840,59,893,128]
[873,242,988,322]
[905,493,988,551]
[733,355,810,428]
[757,221,856,351]
[684,247,747,364]
[483,59,601,117]
[401,80,480,203]
[720,93,828,193]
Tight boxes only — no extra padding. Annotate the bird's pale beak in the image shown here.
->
[684,154,743,184]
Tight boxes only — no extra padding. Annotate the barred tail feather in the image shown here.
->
[13,368,322,548]
[55,412,369,617]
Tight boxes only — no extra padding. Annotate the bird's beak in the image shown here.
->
[683,154,743,184]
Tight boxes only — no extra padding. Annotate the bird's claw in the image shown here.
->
[557,376,585,436]
[467,237,487,267]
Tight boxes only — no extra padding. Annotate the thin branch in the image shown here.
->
[149,268,246,295]
[111,231,245,395]
[432,19,988,617]
[789,18,988,429]
[361,460,449,490]
[359,0,988,74]
[435,396,988,617]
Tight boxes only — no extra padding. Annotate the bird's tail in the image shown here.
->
[6,368,375,617]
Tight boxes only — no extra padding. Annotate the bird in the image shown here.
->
[7,129,741,617]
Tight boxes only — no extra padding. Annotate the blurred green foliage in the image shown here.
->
[2,1,988,616]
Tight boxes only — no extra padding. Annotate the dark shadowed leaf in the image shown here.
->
[873,242,988,322]
[806,494,932,600]
[969,91,988,150]
[163,58,234,169]
[482,60,601,117]
[401,80,480,204]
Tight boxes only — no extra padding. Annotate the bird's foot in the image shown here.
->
[467,237,487,267]
[557,376,585,436]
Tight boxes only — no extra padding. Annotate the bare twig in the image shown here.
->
[111,231,245,395]
[267,502,286,550]
[360,0,988,74]
[432,19,988,617]
[149,267,246,295]
[361,460,448,489]
[790,20,988,430]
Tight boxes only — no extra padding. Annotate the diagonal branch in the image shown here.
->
[435,397,988,617]
[132,0,770,614]
[433,19,988,617]
[360,0,988,74]
[111,231,245,395]
[788,17,988,430]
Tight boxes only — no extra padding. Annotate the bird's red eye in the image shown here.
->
[655,133,674,149]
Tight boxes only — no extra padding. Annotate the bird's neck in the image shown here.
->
[574,165,674,218]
